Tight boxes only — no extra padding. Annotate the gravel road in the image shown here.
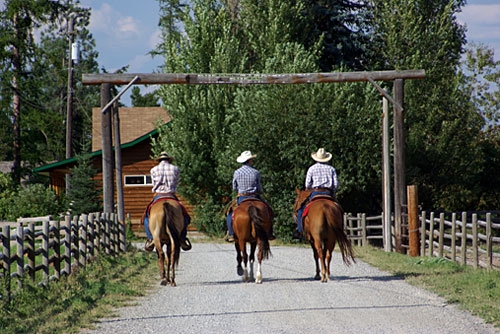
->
[81,241,498,334]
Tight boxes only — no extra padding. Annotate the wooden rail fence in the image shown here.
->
[344,213,384,247]
[420,211,500,270]
[0,212,126,301]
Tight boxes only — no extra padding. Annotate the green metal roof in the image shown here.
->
[33,128,159,174]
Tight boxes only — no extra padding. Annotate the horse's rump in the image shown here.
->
[233,200,272,259]
[149,200,183,264]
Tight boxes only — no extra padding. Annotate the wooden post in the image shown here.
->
[101,83,114,213]
[42,220,49,284]
[486,213,492,270]
[451,213,457,262]
[52,219,61,281]
[393,79,405,253]
[113,103,125,225]
[420,211,426,256]
[429,212,435,257]
[460,212,467,266]
[438,213,445,258]
[472,214,478,269]
[407,185,419,256]
[382,97,392,252]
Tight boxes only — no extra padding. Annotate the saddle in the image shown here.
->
[141,195,189,224]
[302,195,337,218]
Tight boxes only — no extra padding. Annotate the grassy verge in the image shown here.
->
[355,245,500,328]
[1,242,499,332]
[0,245,157,334]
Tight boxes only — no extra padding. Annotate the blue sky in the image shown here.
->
[3,0,499,105]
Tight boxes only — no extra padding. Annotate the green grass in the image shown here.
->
[0,245,157,334]
[355,245,500,328]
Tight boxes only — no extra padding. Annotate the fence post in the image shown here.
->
[27,222,35,282]
[438,213,445,258]
[472,214,478,269]
[41,220,49,285]
[451,213,457,262]
[429,212,435,257]
[420,211,426,256]
[2,225,11,301]
[460,212,467,266]
[120,215,127,253]
[486,213,492,270]
[407,185,419,256]
[64,215,72,276]
[16,222,24,289]
[80,214,88,268]
[52,219,61,281]
[361,214,367,246]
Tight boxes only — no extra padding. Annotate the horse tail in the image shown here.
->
[248,205,272,260]
[163,201,180,266]
[329,203,356,266]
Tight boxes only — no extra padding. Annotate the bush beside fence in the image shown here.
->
[0,212,126,301]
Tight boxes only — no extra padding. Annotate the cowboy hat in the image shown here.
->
[156,151,173,162]
[236,150,257,163]
[311,148,332,162]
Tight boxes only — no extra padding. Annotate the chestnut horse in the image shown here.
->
[232,200,272,283]
[148,199,185,286]
[294,189,355,282]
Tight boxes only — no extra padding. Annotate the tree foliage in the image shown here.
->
[0,0,100,182]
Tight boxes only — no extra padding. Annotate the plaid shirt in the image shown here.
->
[305,162,338,191]
[232,163,262,195]
[150,160,179,194]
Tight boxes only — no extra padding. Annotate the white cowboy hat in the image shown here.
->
[236,150,257,163]
[156,151,173,162]
[311,148,332,162]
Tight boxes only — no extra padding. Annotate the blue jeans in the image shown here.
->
[144,195,190,240]
[296,190,332,232]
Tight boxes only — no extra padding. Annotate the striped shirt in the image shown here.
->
[232,163,262,195]
[305,162,338,191]
[150,160,179,194]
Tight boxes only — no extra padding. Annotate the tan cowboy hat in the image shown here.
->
[156,151,173,162]
[236,150,257,163]
[311,148,332,162]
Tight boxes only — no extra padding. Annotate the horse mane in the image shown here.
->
[163,201,181,266]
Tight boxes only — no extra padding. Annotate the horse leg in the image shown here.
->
[235,242,244,276]
[242,244,249,282]
[254,241,263,284]
[168,239,177,287]
[310,239,321,280]
[249,242,256,282]
[321,246,328,283]
[156,245,168,286]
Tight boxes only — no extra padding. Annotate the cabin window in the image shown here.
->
[124,175,152,186]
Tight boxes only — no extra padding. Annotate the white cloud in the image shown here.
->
[89,3,141,40]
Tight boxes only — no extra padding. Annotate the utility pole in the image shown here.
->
[65,15,75,192]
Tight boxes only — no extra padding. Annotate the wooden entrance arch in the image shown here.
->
[82,70,425,252]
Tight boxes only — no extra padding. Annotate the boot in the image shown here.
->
[292,230,303,240]
[225,232,234,242]
[180,237,192,251]
[144,239,155,252]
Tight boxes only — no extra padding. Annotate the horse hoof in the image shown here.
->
[160,279,168,286]
[237,266,244,276]
[314,274,321,280]
[170,281,177,287]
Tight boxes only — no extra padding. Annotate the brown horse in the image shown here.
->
[232,200,272,283]
[148,199,185,286]
[294,189,355,282]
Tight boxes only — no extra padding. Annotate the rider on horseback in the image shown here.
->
[144,151,191,251]
[225,150,276,242]
[293,148,338,240]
